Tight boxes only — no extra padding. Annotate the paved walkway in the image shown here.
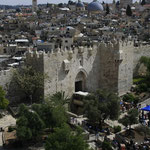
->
[0,115,16,149]
[105,97,150,140]
[139,98,150,108]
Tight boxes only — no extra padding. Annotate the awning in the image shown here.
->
[141,105,150,111]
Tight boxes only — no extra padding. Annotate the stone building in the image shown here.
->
[25,40,134,98]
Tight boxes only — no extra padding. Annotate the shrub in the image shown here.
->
[138,83,148,92]
[0,86,9,109]
[133,77,146,84]
[123,93,135,103]
[134,83,148,93]
[113,125,121,133]
[133,97,140,105]
[102,140,113,150]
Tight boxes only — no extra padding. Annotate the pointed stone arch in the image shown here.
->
[75,69,87,92]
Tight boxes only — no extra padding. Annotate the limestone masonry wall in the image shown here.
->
[1,39,149,99]
[0,69,13,91]
[25,40,134,97]
[133,44,150,75]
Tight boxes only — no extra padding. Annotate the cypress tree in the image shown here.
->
[126,5,132,16]
[106,4,110,15]
[141,0,146,6]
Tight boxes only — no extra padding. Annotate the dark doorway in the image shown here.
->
[75,81,82,92]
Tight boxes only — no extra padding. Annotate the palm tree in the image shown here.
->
[50,91,70,107]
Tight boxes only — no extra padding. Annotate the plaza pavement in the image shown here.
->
[0,115,16,150]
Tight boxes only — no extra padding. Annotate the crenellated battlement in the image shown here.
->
[26,40,134,60]
[24,37,146,97]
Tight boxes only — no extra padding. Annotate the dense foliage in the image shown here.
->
[45,124,90,150]
[122,93,139,104]
[16,104,45,141]
[102,140,113,150]
[134,56,150,93]
[113,125,121,133]
[0,86,9,109]
[106,4,110,15]
[83,90,120,128]
[119,108,138,128]
[13,66,45,103]
[126,5,132,16]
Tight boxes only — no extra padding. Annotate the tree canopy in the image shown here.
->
[141,0,146,6]
[135,56,150,92]
[13,66,45,103]
[0,86,9,109]
[49,91,70,107]
[119,108,138,128]
[83,90,120,128]
[140,56,150,73]
[106,4,110,15]
[126,5,132,16]
[16,104,45,141]
[45,123,90,150]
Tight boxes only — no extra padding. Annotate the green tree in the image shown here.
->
[119,108,138,128]
[51,105,68,128]
[16,104,45,141]
[128,108,139,127]
[141,0,146,5]
[0,86,9,109]
[140,56,150,73]
[102,140,113,150]
[126,5,132,16]
[139,56,150,89]
[16,116,32,141]
[32,103,68,129]
[45,123,90,150]
[32,103,53,128]
[84,90,120,128]
[123,93,135,103]
[84,98,102,128]
[106,4,110,15]
[13,66,45,103]
[50,91,70,107]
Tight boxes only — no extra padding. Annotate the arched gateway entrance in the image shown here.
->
[75,71,86,92]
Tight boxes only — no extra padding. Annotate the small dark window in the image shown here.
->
[65,40,68,43]
[3,49,6,53]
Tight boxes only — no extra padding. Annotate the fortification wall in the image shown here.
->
[25,40,135,97]
[42,45,101,97]
[26,46,100,97]
[133,44,150,76]
[0,68,14,91]
[25,50,44,72]
[26,39,150,97]
[99,40,120,92]
[118,41,134,95]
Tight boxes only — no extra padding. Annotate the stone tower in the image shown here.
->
[32,0,37,12]
[25,40,134,98]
